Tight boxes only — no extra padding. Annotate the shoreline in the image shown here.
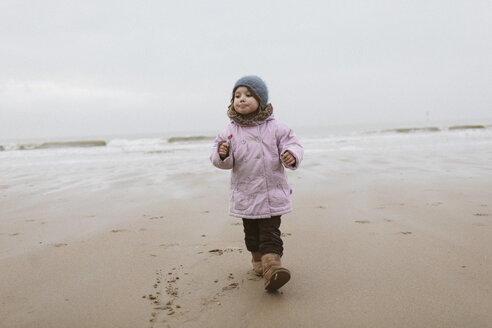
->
[1,136,491,327]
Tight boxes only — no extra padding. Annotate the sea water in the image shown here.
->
[1,122,491,196]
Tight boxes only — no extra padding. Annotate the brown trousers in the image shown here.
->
[242,216,283,256]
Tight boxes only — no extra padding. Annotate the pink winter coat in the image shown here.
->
[210,116,303,219]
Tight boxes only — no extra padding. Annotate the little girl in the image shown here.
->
[210,75,303,291]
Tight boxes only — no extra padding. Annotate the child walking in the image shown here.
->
[210,76,303,291]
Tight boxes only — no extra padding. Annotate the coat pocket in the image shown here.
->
[232,183,253,211]
[269,183,290,209]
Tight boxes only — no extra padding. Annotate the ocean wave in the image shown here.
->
[380,124,492,134]
[167,136,214,143]
[1,135,215,152]
[448,125,485,130]
[1,140,107,151]
[145,150,174,154]
[36,140,107,149]
[107,138,165,149]
[19,144,37,150]
[2,124,490,154]
[381,127,441,134]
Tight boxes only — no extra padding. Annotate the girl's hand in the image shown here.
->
[281,151,296,167]
[218,142,230,160]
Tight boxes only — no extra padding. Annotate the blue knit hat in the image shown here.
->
[233,75,269,109]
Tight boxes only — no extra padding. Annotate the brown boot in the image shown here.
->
[261,253,291,291]
[251,252,263,276]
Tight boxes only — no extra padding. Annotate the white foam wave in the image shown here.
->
[107,138,168,152]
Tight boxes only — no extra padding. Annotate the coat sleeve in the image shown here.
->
[277,123,304,170]
[210,127,234,170]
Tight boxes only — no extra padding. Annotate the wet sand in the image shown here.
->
[1,144,492,327]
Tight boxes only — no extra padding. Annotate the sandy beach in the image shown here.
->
[1,128,492,327]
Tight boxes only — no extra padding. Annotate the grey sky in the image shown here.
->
[1,0,491,140]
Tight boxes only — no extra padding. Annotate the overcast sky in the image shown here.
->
[1,0,491,140]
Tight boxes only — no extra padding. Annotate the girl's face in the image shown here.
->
[233,86,259,115]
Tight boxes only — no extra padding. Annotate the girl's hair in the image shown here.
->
[228,86,263,113]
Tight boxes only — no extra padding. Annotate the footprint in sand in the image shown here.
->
[247,276,262,281]
[222,282,239,291]
[210,274,242,305]
[149,216,165,220]
[160,243,179,249]
[145,266,184,323]
[208,248,243,256]
[209,249,224,255]
[111,229,128,233]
